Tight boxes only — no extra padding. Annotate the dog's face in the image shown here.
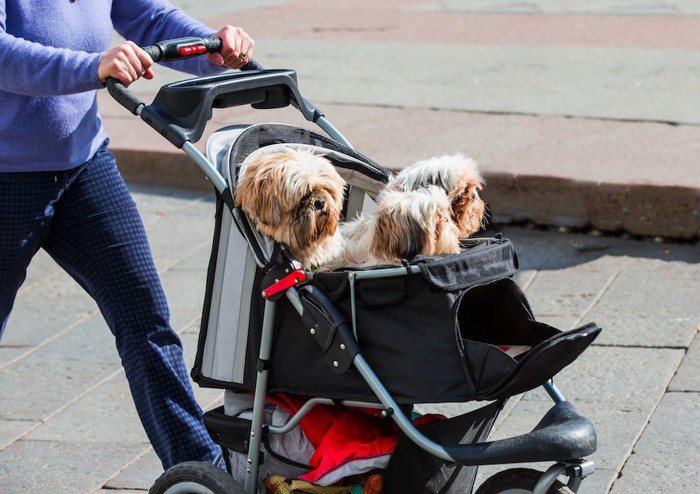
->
[234,148,346,265]
[371,186,461,262]
[387,154,485,238]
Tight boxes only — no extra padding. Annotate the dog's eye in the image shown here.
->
[296,193,312,215]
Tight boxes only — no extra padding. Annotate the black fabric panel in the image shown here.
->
[191,195,226,386]
[382,400,504,494]
[484,323,601,401]
[414,238,518,291]
[455,278,601,401]
[265,271,467,404]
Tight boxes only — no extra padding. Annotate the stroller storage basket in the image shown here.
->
[194,232,600,404]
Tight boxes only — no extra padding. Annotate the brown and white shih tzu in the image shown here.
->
[385,153,486,239]
[234,147,346,270]
[327,185,461,269]
[328,153,485,269]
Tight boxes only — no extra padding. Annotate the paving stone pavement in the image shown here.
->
[2,0,700,493]
[1,184,698,493]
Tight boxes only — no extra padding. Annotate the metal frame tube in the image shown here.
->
[181,141,228,193]
[543,379,567,404]
[245,300,277,494]
[532,463,568,494]
[352,354,454,461]
[315,116,353,148]
[267,398,385,435]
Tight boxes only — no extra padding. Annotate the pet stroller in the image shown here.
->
[107,38,601,494]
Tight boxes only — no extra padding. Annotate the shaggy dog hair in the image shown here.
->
[234,147,346,270]
[326,186,461,269]
[385,153,486,239]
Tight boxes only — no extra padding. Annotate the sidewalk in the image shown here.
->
[0,186,698,493]
[1,1,699,493]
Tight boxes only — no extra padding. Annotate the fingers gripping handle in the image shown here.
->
[104,37,224,115]
[142,36,263,69]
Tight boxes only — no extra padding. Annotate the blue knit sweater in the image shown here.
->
[0,0,225,172]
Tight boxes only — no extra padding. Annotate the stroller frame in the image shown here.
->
[107,37,599,494]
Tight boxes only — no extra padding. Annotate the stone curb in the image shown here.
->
[115,148,700,241]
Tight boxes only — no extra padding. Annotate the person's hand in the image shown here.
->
[98,41,154,86]
[206,25,255,69]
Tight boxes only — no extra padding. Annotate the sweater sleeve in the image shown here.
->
[111,0,227,77]
[0,0,225,97]
[0,2,103,96]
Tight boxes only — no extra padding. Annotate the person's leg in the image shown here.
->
[43,145,218,469]
[0,171,62,338]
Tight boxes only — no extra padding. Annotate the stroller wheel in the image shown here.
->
[475,468,574,494]
[149,461,244,494]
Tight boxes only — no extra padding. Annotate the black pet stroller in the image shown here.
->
[107,38,601,494]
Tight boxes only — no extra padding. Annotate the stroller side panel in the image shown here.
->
[192,198,256,387]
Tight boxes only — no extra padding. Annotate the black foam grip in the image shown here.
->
[105,77,144,115]
[241,59,264,71]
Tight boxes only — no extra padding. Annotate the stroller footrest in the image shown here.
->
[444,401,597,466]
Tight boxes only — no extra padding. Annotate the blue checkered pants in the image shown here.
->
[0,141,219,469]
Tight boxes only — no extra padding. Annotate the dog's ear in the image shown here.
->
[234,165,253,208]
[450,178,485,237]
[235,155,284,226]
[372,205,426,262]
[450,179,477,219]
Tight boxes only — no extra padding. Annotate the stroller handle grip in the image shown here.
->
[105,77,144,115]
[142,36,222,62]
[142,36,263,70]
[105,36,263,115]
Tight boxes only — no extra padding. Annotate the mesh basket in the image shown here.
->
[224,437,312,485]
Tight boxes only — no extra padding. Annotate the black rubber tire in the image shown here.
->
[149,461,245,494]
[475,468,575,494]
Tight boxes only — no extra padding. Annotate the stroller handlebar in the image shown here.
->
[143,36,222,63]
[105,36,263,115]
[142,36,263,70]
[104,37,344,150]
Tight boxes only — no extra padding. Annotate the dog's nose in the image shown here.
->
[313,198,326,211]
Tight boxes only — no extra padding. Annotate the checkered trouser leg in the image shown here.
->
[0,144,219,469]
